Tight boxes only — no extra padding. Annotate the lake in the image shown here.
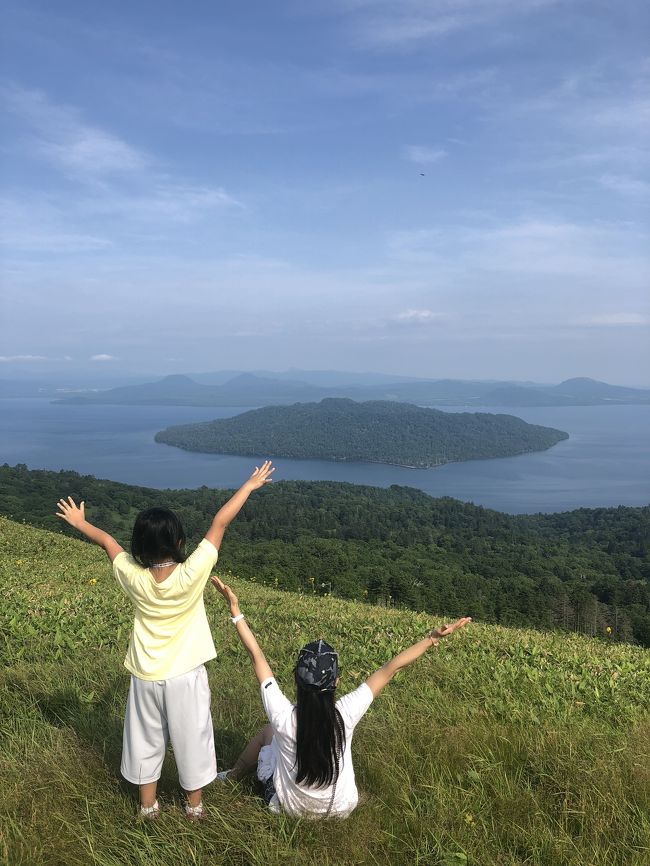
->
[1,398,649,514]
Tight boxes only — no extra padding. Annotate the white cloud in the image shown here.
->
[0,354,48,362]
[90,354,118,361]
[403,145,447,165]
[394,308,445,323]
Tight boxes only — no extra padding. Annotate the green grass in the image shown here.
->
[1,515,649,866]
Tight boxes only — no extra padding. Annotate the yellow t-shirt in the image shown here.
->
[112,538,218,681]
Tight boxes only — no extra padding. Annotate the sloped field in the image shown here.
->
[1,517,649,866]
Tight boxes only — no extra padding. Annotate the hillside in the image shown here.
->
[49,372,650,408]
[53,373,333,406]
[1,464,649,646]
[2,517,649,866]
[154,398,569,466]
[482,378,650,407]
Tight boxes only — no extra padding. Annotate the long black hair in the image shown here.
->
[294,679,346,789]
[131,507,187,568]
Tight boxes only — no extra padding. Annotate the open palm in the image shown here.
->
[430,617,472,640]
[247,460,275,490]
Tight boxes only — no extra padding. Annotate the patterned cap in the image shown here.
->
[295,639,339,692]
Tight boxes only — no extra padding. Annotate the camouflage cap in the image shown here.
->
[295,639,339,692]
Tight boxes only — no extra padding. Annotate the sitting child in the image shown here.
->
[212,576,470,818]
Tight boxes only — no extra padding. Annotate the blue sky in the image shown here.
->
[1,0,649,384]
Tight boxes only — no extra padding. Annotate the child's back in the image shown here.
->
[56,462,275,819]
[114,538,218,681]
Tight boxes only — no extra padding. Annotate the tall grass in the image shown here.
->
[1,516,649,865]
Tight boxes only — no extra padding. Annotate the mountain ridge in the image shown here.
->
[50,373,650,407]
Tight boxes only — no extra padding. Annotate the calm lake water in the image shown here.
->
[1,398,649,514]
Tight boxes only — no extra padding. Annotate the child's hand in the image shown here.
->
[211,576,241,615]
[56,497,87,529]
[429,617,472,641]
[245,460,275,490]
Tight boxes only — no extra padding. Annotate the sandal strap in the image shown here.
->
[139,800,159,816]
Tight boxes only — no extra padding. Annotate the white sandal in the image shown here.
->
[184,801,206,821]
[139,800,160,820]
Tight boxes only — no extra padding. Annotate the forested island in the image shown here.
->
[154,398,568,467]
[2,463,648,645]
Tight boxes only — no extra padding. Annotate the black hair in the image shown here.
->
[131,507,187,568]
[294,678,346,789]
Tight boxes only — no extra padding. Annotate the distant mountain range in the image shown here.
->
[45,373,650,407]
[155,397,568,467]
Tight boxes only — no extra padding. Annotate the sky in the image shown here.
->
[1,0,649,385]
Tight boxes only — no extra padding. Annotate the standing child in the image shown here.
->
[55,460,274,820]
[211,576,470,818]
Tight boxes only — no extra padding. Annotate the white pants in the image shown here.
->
[257,741,278,782]
[121,664,217,791]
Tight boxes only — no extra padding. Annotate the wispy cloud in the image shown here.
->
[598,174,650,197]
[2,85,243,229]
[0,354,49,362]
[90,354,118,362]
[0,196,113,253]
[386,218,649,285]
[394,308,446,324]
[339,0,564,50]
[82,183,243,223]
[3,84,148,178]
[589,97,650,137]
[0,229,112,253]
[403,145,447,165]
[579,313,649,327]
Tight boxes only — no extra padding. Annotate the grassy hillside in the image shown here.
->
[2,517,649,866]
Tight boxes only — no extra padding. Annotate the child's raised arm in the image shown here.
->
[56,497,124,563]
[204,461,275,551]
[365,616,471,698]
[211,576,273,684]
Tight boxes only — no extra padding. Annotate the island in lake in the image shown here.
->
[154,398,569,467]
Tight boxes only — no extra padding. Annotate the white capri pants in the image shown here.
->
[121,664,217,791]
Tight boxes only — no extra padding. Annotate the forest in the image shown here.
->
[2,463,648,646]
[154,398,568,466]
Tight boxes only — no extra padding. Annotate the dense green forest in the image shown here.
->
[155,398,568,466]
[2,463,648,646]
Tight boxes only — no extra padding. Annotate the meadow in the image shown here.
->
[1,516,649,866]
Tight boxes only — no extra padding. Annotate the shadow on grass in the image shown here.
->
[34,677,132,794]
[33,678,252,804]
